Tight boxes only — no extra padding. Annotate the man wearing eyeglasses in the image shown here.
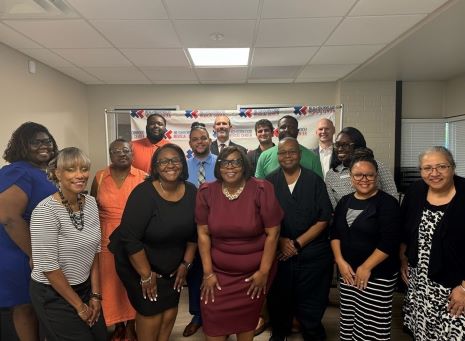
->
[255,115,322,179]
[183,122,217,337]
[132,113,168,173]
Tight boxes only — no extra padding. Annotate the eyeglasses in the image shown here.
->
[420,164,451,174]
[351,173,377,181]
[157,157,182,167]
[110,148,131,155]
[29,138,53,148]
[334,142,354,150]
[219,158,243,168]
[277,150,299,157]
[190,136,209,143]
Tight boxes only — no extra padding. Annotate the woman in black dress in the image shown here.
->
[109,144,197,341]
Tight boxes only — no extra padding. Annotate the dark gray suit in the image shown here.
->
[210,140,247,156]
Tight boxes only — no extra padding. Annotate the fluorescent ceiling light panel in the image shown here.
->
[189,48,249,67]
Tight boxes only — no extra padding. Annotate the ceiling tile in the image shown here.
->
[152,80,199,84]
[295,77,337,82]
[311,45,384,64]
[250,66,301,78]
[298,64,358,79]
[196,67,248,81]
[262,0,357,18]
[4,19,111,48]
[256,18,340,47]
[121,49,190,67]
[55,66,104,84]
[140,67,197,81]
[175,20,255,47]
[92,20,180,48]
[201,80,247,84]
[53,48,131,67]
[166,0,260,19]
[252,47,318,66]
[66,0,168,19]
[326,15,426,45]
[19,48,74,67]
[0,22,42,48]
[350,0,448,16]
[83,66,150,82]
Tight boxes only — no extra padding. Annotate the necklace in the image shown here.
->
[222,182,245,201]
[159,180,179,194]
[58,191,84,231]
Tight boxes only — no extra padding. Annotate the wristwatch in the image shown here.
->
[292,239,302,251]
[181,260,192,270]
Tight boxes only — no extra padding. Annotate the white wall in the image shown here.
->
[445,73,465,117]
[402,81,445,119]
[0,43,88,167]
[86,83,340,174]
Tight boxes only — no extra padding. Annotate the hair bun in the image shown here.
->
[352,147,374,160]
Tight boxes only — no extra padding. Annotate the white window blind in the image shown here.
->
[401,119,446,167]
[448,118,465,176]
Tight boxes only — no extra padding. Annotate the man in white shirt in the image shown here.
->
[312,118,336,179]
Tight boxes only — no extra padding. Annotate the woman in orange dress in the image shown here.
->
[91,138,146,340]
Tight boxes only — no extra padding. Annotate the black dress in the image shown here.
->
[109,180,197,316]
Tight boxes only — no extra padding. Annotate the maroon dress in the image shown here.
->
[195,178,284,336]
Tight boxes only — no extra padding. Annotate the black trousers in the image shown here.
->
[268,248,333,341]
[30,279,106,341]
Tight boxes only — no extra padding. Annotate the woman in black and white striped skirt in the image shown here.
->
[330,148,401,341]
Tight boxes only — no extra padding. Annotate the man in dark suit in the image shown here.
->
[311,118,336,180]
[210,115,246,155]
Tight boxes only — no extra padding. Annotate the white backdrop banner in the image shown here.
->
[129,106,337,158]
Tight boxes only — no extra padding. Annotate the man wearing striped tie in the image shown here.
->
[184,122,217,337]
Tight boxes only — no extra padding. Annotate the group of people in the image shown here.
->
[0,116,464,341]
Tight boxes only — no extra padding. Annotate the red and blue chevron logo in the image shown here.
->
[130,109,145,118]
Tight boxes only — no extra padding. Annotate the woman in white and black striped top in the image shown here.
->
[29,147,106,341]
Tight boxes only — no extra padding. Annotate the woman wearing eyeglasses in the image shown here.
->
[400,146,465,340]
[330,148,401,341]
[325,127,398,209]
[90,139,146,340]
[109,143,197,341]
[0,122,58,340]
[196,146,283,340]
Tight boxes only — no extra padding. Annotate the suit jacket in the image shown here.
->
[210,140,247,156]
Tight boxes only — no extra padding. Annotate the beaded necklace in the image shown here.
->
[58,191,84,231]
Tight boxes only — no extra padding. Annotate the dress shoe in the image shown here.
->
[183,321,201,337]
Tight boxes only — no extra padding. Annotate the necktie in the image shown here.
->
[220,143,226,153]
[198,161,206,186]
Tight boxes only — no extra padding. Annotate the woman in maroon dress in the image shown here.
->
[195,146,283,341]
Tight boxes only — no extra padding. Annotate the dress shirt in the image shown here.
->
[187,153,217,188]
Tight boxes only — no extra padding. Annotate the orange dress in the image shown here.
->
[95,166,146,325]
[131,138,168,173]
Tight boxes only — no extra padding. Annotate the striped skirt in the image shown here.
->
[339,274,397,341]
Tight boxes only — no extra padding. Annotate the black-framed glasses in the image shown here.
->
[157,157,182,167]
[219,158,243,168]
[420,164,451,174]
[110,148,131,155]
[351,173,377,181]
[334,142,354,150]
[277,150,299,157]
[29,138,53,148]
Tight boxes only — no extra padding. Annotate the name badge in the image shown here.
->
[340,174,350,179]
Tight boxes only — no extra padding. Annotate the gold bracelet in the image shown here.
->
[203,273,215,280]
[140,272,152,285]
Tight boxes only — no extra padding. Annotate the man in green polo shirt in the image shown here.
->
[255,115,323,179]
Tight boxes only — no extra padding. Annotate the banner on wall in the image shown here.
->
[129,106,338,158]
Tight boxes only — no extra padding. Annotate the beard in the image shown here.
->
[146,126,164,142]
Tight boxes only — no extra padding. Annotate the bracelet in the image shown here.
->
[181,260,192,271]
[77,303,89,316]
[203,273,215,280]
[460,283,465,292]
[292,239,302,251]
[90,292,102,301]
[140,272,152,285]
